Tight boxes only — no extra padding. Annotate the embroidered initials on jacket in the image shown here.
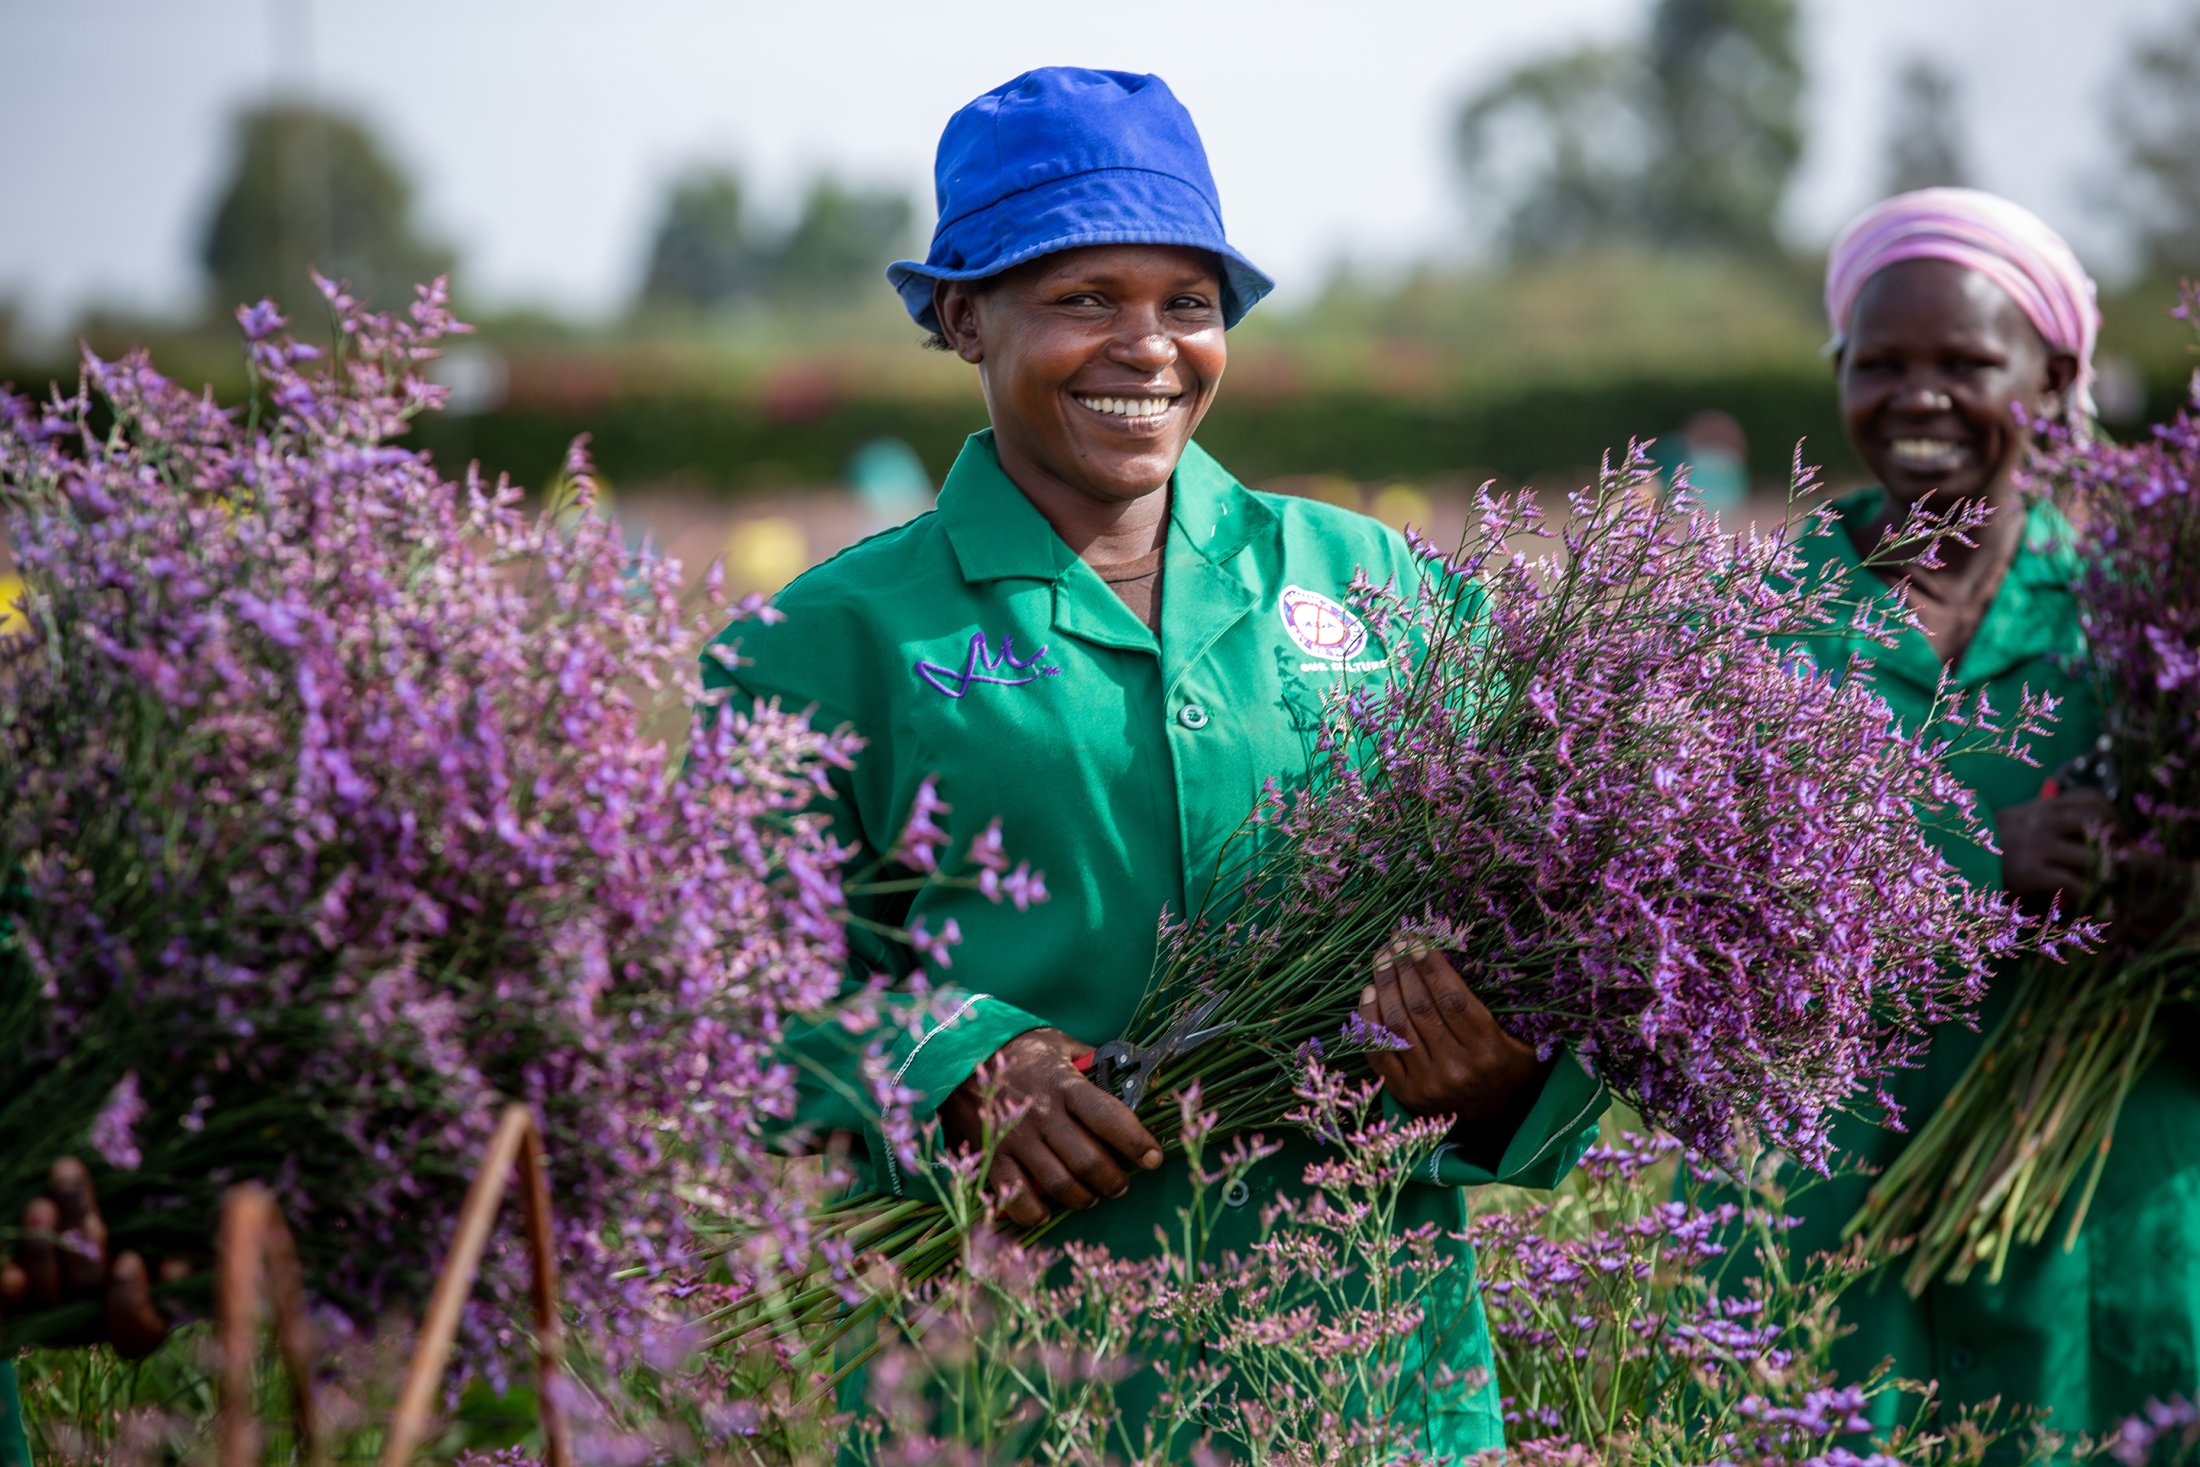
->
[914,631,1060,699]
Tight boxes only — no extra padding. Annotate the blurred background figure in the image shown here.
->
[845,436,936,533]
[1650,410,1750,512]
[2,0,2196,588]
[721,513,812,596]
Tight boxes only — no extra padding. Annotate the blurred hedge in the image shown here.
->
[406,363,1871,496]
[403,362,2193,498]
[7,350,2189,499]
[9,251,2187,497]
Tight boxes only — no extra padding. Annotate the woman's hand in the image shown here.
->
[2000,788,2113,906]
[1360,943,1547,1165]
[939,1028,1165,1228]
[0,1158,179,1359]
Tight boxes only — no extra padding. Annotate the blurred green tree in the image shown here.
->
[1451,48,1651,258]
[1879,58,1971,196]
[771,177,916,304]
[637,166,771,312]
[1452,0,1803,260]
[199,102,453,323]
[634,168,915,316]
[2100,6,2200,276]
[1639,0,1804,253]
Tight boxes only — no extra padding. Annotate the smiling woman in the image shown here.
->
[699,65,1606,1461]
[1773,186,2200,1441]
[934,245,1228,562]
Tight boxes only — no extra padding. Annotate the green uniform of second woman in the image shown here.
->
[1784,188,2200,1441]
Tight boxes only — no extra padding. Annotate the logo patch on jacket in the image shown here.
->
[1278,585,1370,663]
[915,631,1060,698]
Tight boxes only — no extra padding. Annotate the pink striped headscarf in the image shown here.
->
[1824,187,2100,420]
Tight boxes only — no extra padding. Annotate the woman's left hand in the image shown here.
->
[1359,942,1547,1157]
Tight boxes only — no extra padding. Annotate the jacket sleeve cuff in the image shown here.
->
[873,990,1051,1198]
[1416,1047,1609,1190]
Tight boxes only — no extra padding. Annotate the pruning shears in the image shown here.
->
[1072,992,1235,1111]
[2040,734,2122,803]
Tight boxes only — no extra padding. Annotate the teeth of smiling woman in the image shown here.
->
[1889,437,1965,466]
[1076,396,1173,418]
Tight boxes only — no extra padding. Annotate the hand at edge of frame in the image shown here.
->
[0,1158,185,1360]
[939,1028,1165,1229]
[1360,941,1549,1170]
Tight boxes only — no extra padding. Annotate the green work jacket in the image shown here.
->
[705,432,1608,1458]
[1781,490,2200,1442]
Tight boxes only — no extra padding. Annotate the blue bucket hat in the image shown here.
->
[887,67,1274,333]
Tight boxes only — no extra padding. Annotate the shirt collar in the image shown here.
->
[1804,489,2082,690]
[936,430,1276,585]
[936,431,1078,584]
[1169,438,1276,567]
[1963,496,2084,684]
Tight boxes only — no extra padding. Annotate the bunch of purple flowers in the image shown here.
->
[1125,445,2078,1173]
[2064,290,2200,835]
[1855,285,2200,1291]
[0,278,856,1362]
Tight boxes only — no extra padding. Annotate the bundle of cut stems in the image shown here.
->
[1851,949,2194,1295]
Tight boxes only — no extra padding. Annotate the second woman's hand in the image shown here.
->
[2000,787,2114,907]
[1361,942,1547,1168]
[940,1028,1165,1228]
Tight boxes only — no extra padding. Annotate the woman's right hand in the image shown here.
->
[939,1028,1164,1228]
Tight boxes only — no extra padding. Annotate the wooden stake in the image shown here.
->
[215,1184,322,1467]
[379,1104,571,1467]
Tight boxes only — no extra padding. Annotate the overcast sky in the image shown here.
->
[1,0,2189,336]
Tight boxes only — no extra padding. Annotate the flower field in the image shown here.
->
[3,282,2198,1465]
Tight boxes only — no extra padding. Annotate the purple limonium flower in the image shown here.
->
[892,776,952,873]
[999,862,1047,912]
[966,818,1009,874]
[1339,1011,1412,1053]
[88,1072,145,1172]
[2110,1397,2200,1467]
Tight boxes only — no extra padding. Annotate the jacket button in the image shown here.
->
[1178,704,1211,730]
[1221,1178,1251,1208]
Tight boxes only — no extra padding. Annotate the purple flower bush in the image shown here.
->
[0,277,862,1362]
[2061,288,2200,849]
[830,1071,1476,1466]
